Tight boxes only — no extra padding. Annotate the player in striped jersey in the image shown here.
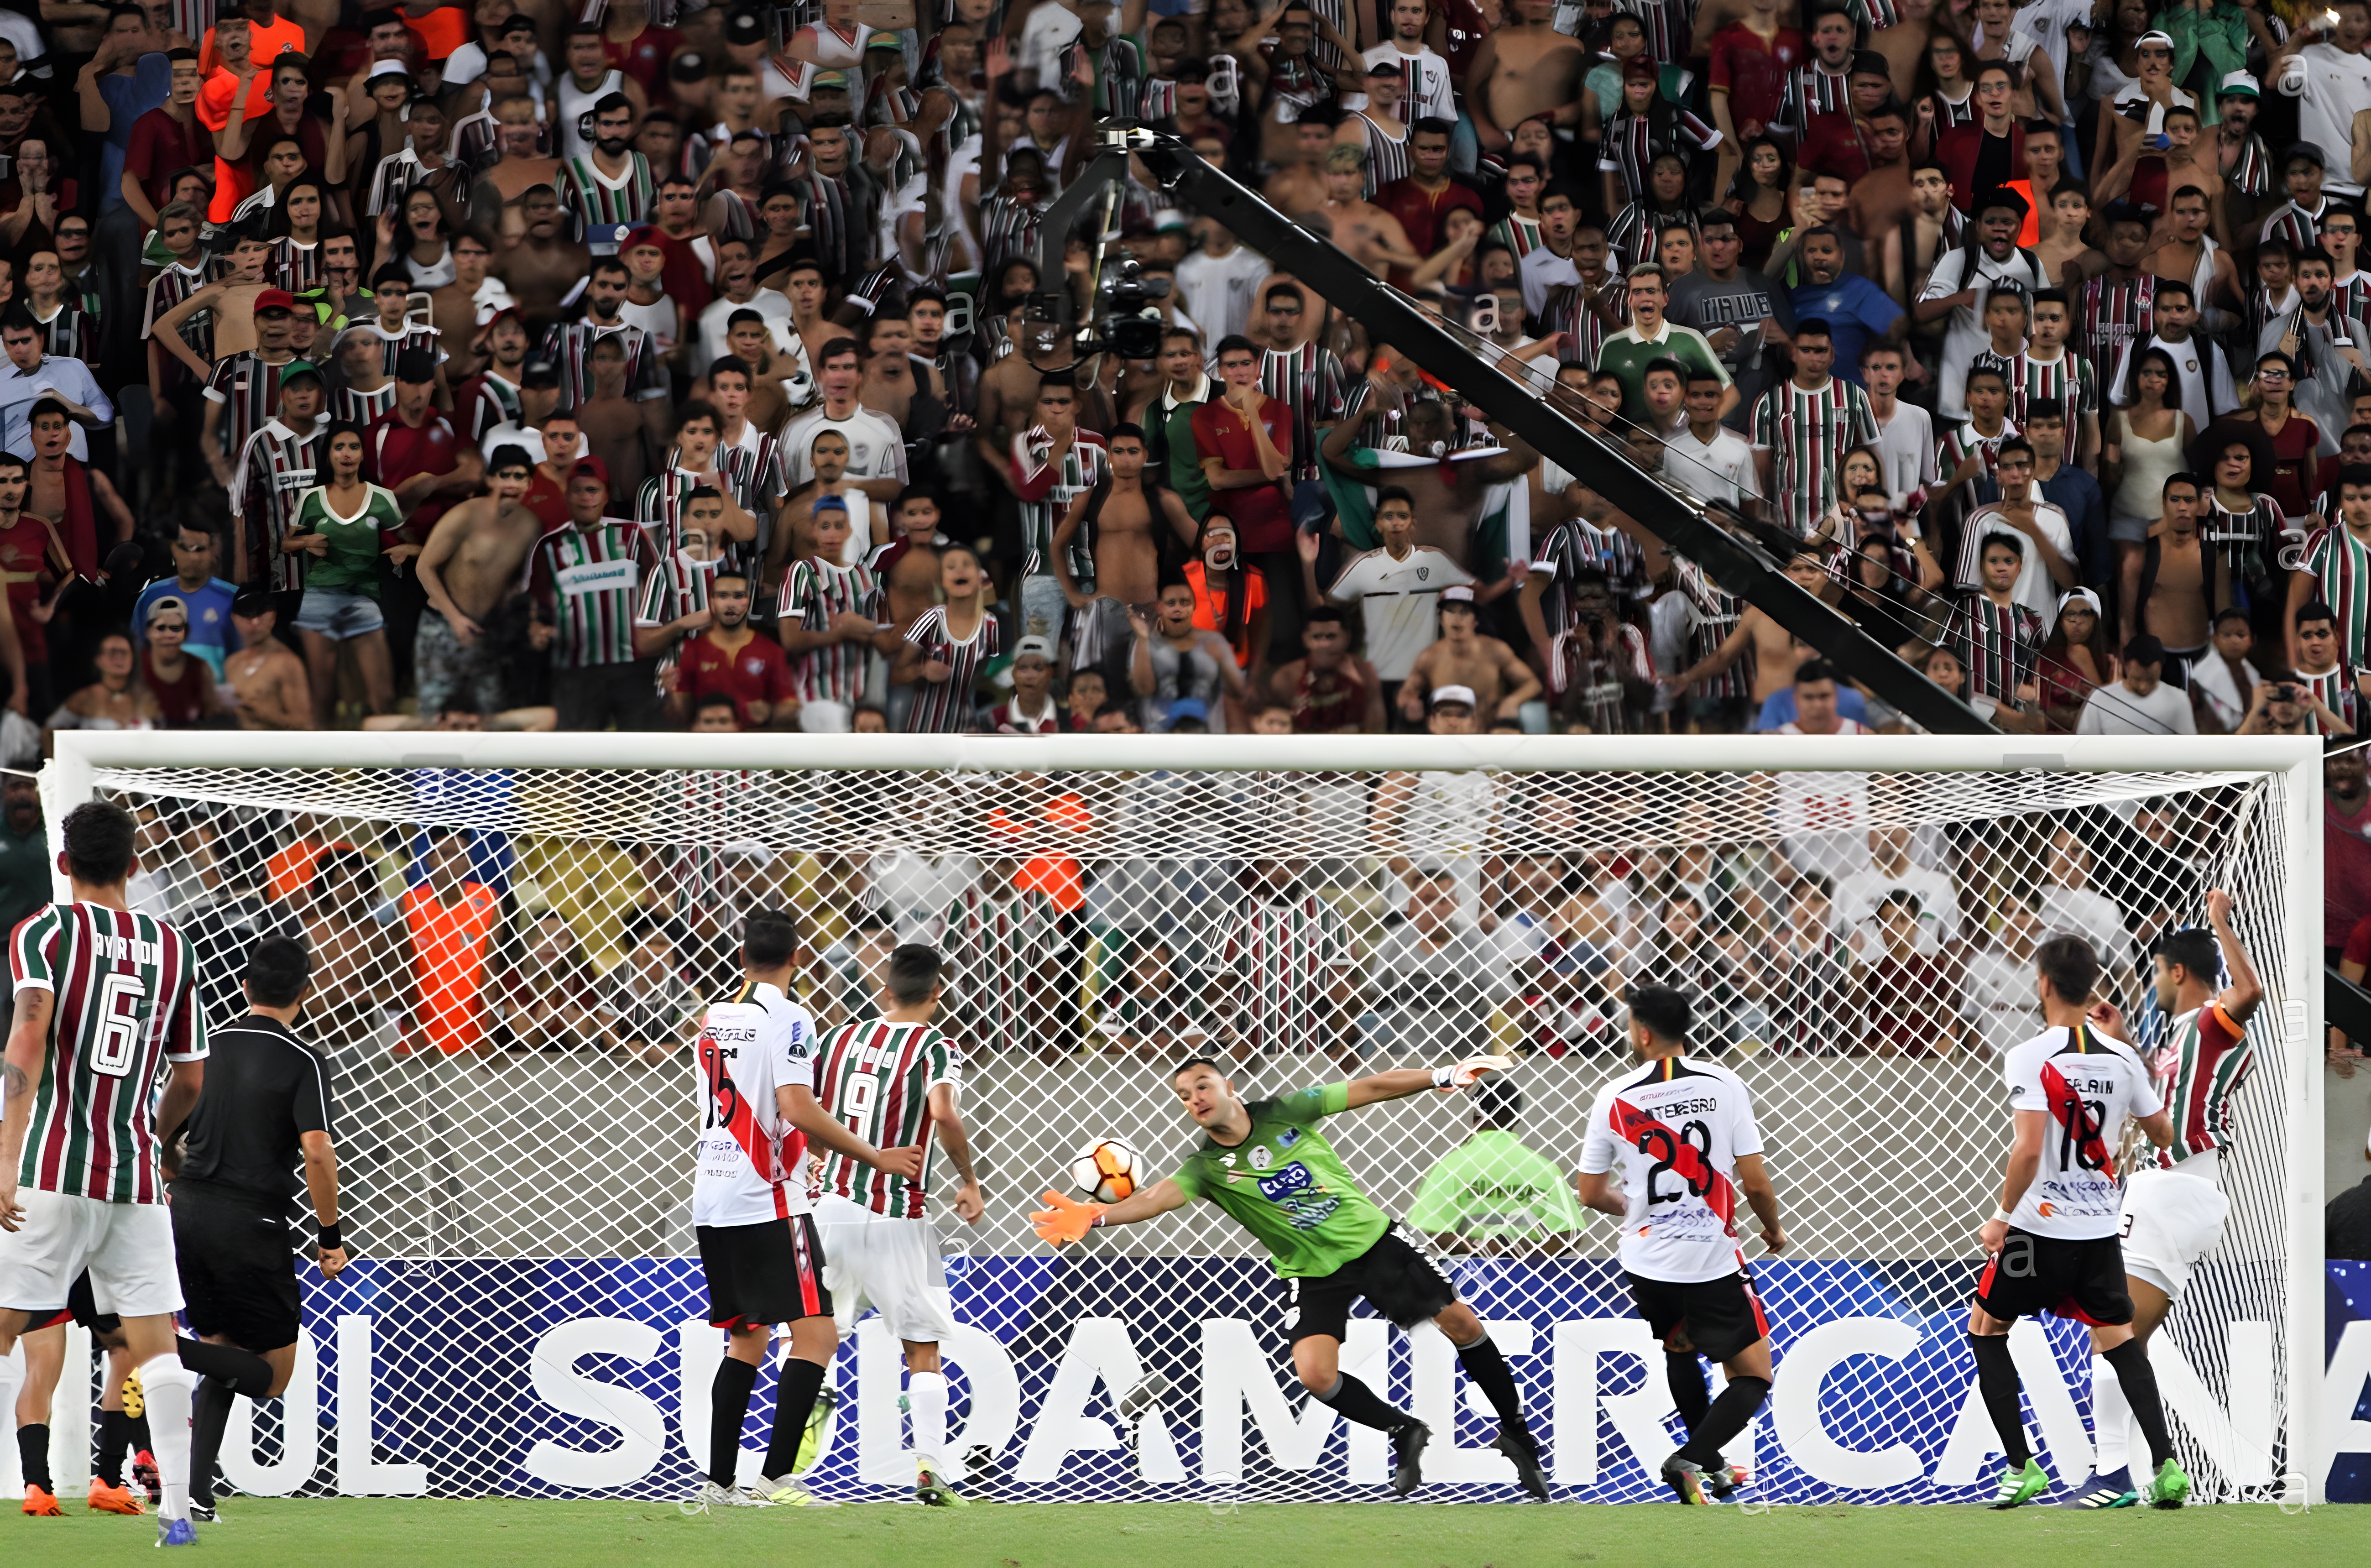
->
[778,495,893,726]
[2065,891,2263,1509]
[1751,319,1880,538]
[2293,601,2371,733]
[894,543,998,733]
[811,944,981,1505]
[688,908,923,1511]
[0,801,207,1544]
[2286,463,2371,670]
[558,94,657,249]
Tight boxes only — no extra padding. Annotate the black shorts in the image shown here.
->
[1974,1227,2134,1326]
[1284,1222,1457,1345]
[698,1213,832,1332]
[1625,1269,1772,1364]
[31,1272,121,1336]
[171,1187,303,1351]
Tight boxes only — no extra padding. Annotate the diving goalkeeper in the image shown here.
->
[1031,1056,1546,1500]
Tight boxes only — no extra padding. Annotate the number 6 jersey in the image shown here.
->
[1577,1055,1764,1283]
[2001,1022,2162,1240]
[691,980,820,1227]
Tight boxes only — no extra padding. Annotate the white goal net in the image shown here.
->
[24,734,2322,1505]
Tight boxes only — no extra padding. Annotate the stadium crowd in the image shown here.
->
[0,0,2350,747]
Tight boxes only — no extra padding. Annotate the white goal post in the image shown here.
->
[19,731,2324,1505]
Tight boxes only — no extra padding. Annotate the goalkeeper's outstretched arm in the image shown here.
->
[1032,1178,1191,1245]
[1342,1056,1513,1109]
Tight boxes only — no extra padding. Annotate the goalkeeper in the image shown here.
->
[1032,1056,1546,1500]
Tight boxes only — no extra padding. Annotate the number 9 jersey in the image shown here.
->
[2002,1022,2162,1240]
[1577,1055,1764,1284]
[690,980,820,1228]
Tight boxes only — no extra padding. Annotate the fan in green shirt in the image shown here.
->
[1031,1054,1551,1500]
[286,433,405,601]
[1596,267,1733,429]
[1406,1081,1585,1255]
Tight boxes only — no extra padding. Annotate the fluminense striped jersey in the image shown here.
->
[1532,517,1650,638]
[2299,521,2371,665]
[2226,130,2274,199]
[10,902,207,1204]
[30,302,95,365]
[458,371,522,442]
[1622,0,1706,61]
[1556,621,1653,730]
[1352,114,1410,195]
[1752,375,1880,538]
[334,381,397,426]
[1012,426,1107,582]
[1259,343,1347,484]
[800,171,855,281]
[2203,492,2281,582]
[636,545,717,631]
[1927,85,1977,131]
[1605,201,1697,272]
[2079,273,2156,367]
[779,555,879,706]
[902,603,998,733]
[229,418,323,593]
[1779,62,1851,131]
[814,1019,960,1217]
[2335,271,2371,326]
[1488,209,1542,262]
[272,235,325,293]
[718,427,789,515]
[2006,347,2095,426]
[540,318,669,407]
[1949,591,2042,704]
[354,320,445,378]
[1365,42,1456,122]
[2147,1001,2253,1168]
[1223,894,1353,1057]
[1598,109,1719,210]
[531,517,659,669]
[1936,417,2017,520]
[2260,199,2325,255]
[1671,554,1749,700]
[203,350,292,462]
[559,151,657,237]
[2298,661,2363,734]
[978,190,1044,275]
[142,261,213,380]
[636,465,721,557]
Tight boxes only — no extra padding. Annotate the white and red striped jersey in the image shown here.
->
[813,1019,960,1218]
[10,902,207,1205]
[689,979,819,1226]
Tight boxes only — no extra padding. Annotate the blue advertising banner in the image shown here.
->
[193,1252,2349,1503]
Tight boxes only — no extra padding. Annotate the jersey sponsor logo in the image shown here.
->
[1256,1160,1311,1200]
[1249,1145,1273,1169]
[1278,1127,1301,1148]
[555,559,637,596]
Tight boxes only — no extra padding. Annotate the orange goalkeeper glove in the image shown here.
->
[1431,1055,1515,1090]
[1030,1189,1106,1247]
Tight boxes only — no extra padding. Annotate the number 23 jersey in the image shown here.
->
[690,980,820,1228]
[1577,1055,1763,1284]
[2001,1022,2162,1241]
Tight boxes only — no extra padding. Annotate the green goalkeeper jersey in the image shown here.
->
[1167,1084,1389,1278]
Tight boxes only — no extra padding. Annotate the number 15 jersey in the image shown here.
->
[2002,1022,2162,1240]
[1577,1055,1763,1284]
[691,980,820,1228]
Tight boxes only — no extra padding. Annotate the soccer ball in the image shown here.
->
[1070,1138,1144,1204]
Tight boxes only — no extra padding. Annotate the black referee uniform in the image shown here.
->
[170,1014,338,1354]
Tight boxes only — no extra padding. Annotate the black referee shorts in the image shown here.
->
[171,1186,302,1352]
[1625,1269,1772,1364]
[1974,1227,2135,1327]
[698,1214,832,1333]
[1283,1222,1457,1345]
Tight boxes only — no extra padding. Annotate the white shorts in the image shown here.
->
[2119,1165,2229,1299]
[0,1188,183,1320]
[814,1194,957,1344]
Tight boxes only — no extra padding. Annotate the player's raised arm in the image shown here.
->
[2205,889,2265,1024]
[778,1082,925,1181]
[1341,1056,1515,1109]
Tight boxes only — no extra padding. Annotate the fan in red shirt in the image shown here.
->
[1190,337,1295,556]
[1706,6,1804,144]
[1373,118,1484,283]
[366,350,480,544]
[600,0,683,100]
[671,566,798,728]
[124,52,211,220]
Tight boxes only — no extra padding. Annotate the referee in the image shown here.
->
[167,936,349,1522]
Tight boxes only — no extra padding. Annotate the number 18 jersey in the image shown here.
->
[1577,1055,1763,1284]
[690,981,819,1227]
[2002,1022,2163,1240]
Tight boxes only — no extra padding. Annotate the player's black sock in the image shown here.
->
[131,1409,151,1457]
[764,1358,828,1479]
[1678,1375,1769,1468]
[17,1422,51,1491]
[708,1357,759,1487]
[1967,1333,2032,1467]
[97,1409,131,1487]
[175,1338,274,1398]
[189,1378,235,1508]
[1311,1373,1415,1433]
[2100,1339,2175,1470]
[1451,1334,1530,1443]
[1666,1353,1711,1433]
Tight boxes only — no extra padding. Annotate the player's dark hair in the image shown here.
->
[1169,1055,1224,1082]
[742,908,800,970]
[885,943,945,1004]
[61,800,136,885]
[245,934,313,1009]
[2156,926,2220,986]
[2036,933,2101,1004]
[1628,984,1690,1044]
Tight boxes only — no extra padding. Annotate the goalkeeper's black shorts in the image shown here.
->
[1283,1223,1457,1345]
[699,1214,833,1332]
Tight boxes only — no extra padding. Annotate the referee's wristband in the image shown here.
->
[318,1221,343,1253]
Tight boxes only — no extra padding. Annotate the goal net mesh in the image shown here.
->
[77,754,2300,1505]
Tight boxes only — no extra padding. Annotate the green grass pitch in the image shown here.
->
[4,1499,2369,1568]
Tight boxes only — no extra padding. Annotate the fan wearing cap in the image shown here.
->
[1399,583,1541,726]
[330,324,397,426]
[2093,28,2196,202]
[527,453,665,729]
[475,355,562,464]
[225,358,327,590]
[453,305,531,442]
[987,634,1075,734]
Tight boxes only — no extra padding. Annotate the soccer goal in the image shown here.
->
[27,732,2324,1505]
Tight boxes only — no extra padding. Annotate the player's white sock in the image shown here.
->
[908,1372,950,1475]
[138,1354,196,1522]
[2090,1355,2132,1477]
